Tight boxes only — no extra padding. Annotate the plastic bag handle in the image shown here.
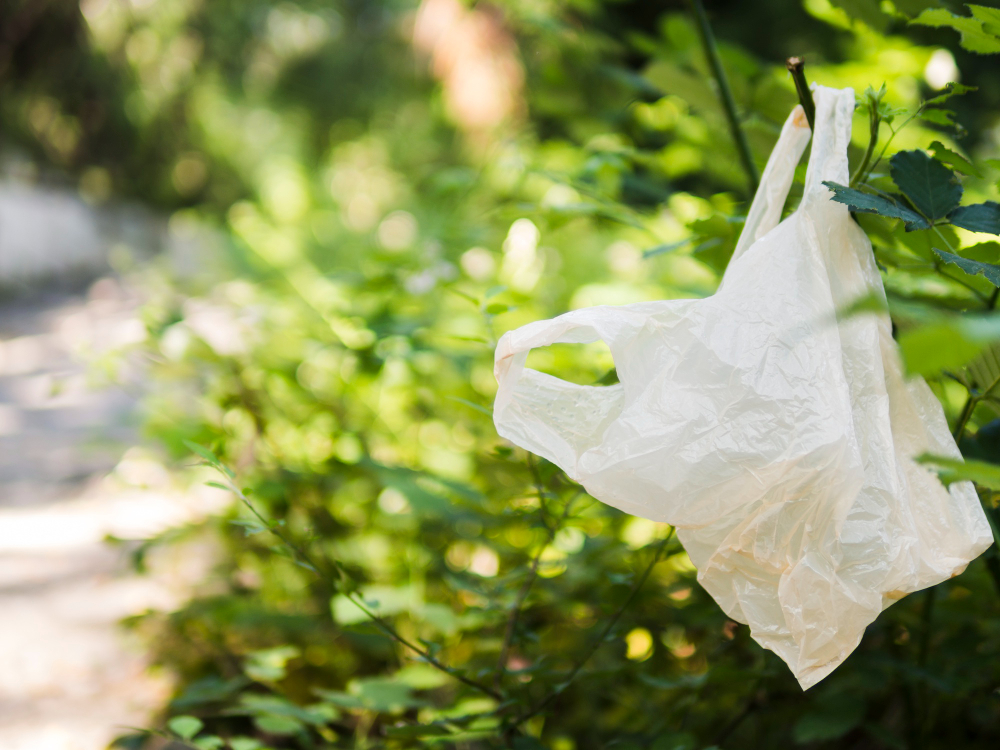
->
[493,304,657,476]
[803,85,855,199]
[728,105,812,266]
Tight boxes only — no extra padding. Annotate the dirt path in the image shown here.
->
[0,280,219,750]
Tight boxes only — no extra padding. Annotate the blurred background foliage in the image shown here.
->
[5,0,1000,748]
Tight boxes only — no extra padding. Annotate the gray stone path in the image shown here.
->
[0,280,224,750]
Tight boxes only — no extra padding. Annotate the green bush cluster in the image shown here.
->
[7,1,1000,748]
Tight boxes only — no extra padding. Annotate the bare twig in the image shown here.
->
[785,57,816,132]
[215,472,503,702]
[494,492,580,690]
[510,527,676,727]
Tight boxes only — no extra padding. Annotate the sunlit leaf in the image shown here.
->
[911,7,1000,54]
[929,141,979,176]
[916,453,1000,489]
[168,716,203,741]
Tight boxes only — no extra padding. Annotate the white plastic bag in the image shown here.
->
[492,85,993,689]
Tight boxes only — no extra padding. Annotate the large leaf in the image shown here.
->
[948,201,1000,234]
[889,150,963,220]
[823,182,929,230]
[911,7,1000,54]
[916,453,1000,490]
[933,248,1000,287]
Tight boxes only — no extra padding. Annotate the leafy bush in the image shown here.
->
[7,1,1000,748]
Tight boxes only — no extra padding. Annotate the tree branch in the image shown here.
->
[687,0,759,194]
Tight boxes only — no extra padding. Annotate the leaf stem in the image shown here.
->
[851,98,880,187]
[222,475,503,701]
[687,0,759,194]
[494,491,580,691]
[509,528,675,727]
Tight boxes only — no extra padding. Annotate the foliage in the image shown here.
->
[9,0,1000,749]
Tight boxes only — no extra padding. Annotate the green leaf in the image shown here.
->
[823,182,929,230]
[949,202,1000,234]
[911,7,1000,54]
[929,141,979,176]
[899,322,986,375]
[183,440,220,466]
[385,723,452,739]
[970,4,1000,33]
[168,715,204,740]
[828,0,890,30]
[900,314,1000,375]
[229,739,263,750]
[923,82,977,107]
[349,676,426,712]
[194,737,225,750]
[244,646,300,682]
[916,453,1000,490]
[919,108,958,127]
[253,714,303,735]
[933,248,1000,287]
[890,150,963,220]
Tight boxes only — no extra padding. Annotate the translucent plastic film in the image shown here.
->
[493,86,992,689]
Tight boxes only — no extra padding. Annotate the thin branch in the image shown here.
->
[510,527,676,727]
[221,475,504,702]
[494,492,580,690]
[687,0,759,194]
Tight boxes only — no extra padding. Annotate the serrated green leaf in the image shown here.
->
[823,182,929,230]
[929,141,979,176]
[916,453,1000,489]
[911,7,1000,54]
[919,108,958,127]
[168,715,204,740]
[933,248,1000,286]
[923,82,978,107]
[890,150,963,220]
[949,202,1000,234]
[970,4,1000,34]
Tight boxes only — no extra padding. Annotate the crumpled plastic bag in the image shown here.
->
[492,85,993,689]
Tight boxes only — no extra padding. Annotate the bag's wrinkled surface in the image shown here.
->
[493,86,993,689]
